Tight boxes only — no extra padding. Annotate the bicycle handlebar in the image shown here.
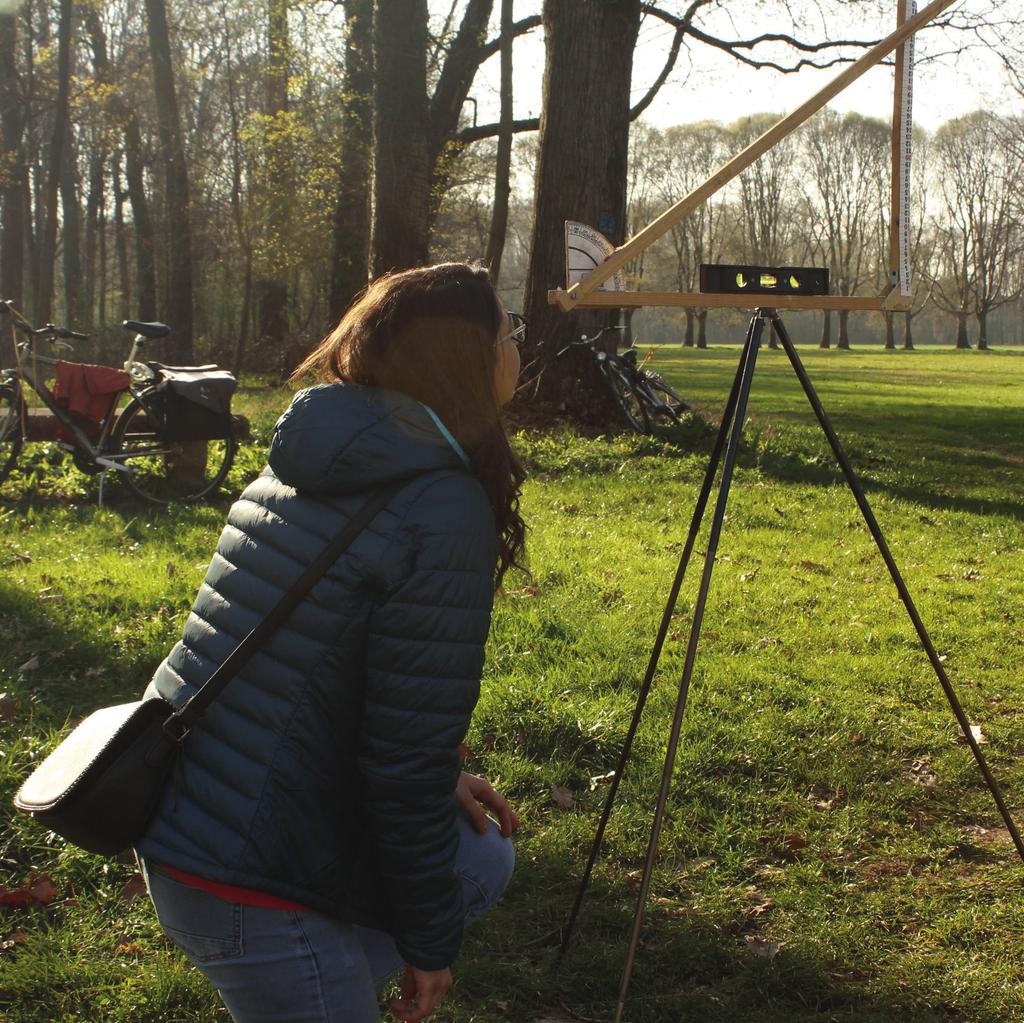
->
[33,323,89,341]
[555,325,627,358]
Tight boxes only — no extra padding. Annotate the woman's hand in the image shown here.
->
[389,965,452,1022]
[456,771,520,838]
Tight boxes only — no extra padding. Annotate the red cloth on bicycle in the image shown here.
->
[51,361,131,440]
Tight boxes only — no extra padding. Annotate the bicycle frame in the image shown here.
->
[6,345,135,473]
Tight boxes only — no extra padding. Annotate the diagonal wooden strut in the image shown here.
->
[554,0,955,311]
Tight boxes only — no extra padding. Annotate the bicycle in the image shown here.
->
[0,302,237,505]
[556,326,689,434]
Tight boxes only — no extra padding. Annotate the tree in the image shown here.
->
[252,0,291,351]
[800,109,889,349]
[655,121,730,348]
[145,0,194,360]
[483,0,514,283]
[0,6,26,314]
[35,0,74,325]
[328,0,373,323]
[927,114,1021,348]
[522,0,641,406]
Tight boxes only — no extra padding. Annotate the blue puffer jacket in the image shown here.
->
[136,383,497,970]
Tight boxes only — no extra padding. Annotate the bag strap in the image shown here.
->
[172,477,411,732]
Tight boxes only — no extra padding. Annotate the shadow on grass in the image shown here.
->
[0,571,166,724]
[458,844,987,1022]
[649,395,1024,523]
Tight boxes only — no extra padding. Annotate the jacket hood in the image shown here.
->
[269,383,468,495]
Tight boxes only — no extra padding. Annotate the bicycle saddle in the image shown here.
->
[147,362,220,373]
[123,320,170,338]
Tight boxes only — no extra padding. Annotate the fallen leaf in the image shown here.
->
[743,934,784,959]
[495,1000,509,1014]
[0,877,59,909]
[166,562,178,578]
[550,785,574,810]
[588,770,616,791]
[0,694,16,723]
[119,874,147,903]
[958,724,988,745]
[116,942,144,955]
[783,833,809,852]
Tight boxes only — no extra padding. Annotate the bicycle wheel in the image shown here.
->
[110,396,236,505]
[601,361,650,434]
[0,382,25,485]
[641,371,689,422]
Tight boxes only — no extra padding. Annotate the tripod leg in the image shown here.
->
[613,312,767,1023]
[769,311,1024,863]
[558,316,761,958]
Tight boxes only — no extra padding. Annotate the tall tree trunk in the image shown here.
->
[884,311,895,349]
[112,154,131,321]
[954,311,970,348]
[255,0,289,351]
[328,0,373,323]
[819,311,831,348]
[96,162,107,325]
[145,0,193,360]
[484,0,513,283]
[976,310,988,350]
[60,115,84,326]
[683,307,694,347]
[0,9,26,313]
[84,146,105,326]
[903,309,914,350]
[371,0,431,273]
[696,308,708,349]
[522,0,641,408]
[34,0,73,325]
[837,309,851,349]
[85,6,155,321]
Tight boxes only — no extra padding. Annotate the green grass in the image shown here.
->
[1,347,1023,1021]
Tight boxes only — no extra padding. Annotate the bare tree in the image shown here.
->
[328,0,373,323]
[800,109,889,349]
[145,0,194,360]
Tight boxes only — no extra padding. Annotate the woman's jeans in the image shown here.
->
[141,814,514,1023]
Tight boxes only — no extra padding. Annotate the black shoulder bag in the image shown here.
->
[14,479,408,856]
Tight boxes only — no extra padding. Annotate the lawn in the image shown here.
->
[1,344,1022,1022]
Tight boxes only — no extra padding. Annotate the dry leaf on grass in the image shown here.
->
[0,877,59,909]
[744,934,784,959]
[0,693,17,722]
[588,770,615,791]
[119,874,147,903]
[957,723,988,745]
[550,785,574,810]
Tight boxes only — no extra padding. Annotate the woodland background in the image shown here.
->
[2,0,1024,383]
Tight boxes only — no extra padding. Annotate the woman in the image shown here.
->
[136,263,527,1023]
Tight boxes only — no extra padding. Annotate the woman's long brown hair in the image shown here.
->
[291,263,526,588]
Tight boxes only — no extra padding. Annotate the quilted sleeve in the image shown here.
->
[356,473,497,971]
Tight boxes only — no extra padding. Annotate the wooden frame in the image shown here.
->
[549,0,955,314]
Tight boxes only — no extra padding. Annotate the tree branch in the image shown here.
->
[457,115,539,143]
[477,14,541,63]
[642,3,886,74]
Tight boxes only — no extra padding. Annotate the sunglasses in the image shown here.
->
[499,312,527,347]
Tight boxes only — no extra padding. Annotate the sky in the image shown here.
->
[467,1,1020,133]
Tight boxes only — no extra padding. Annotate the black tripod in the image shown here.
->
[559,307,1024,1023]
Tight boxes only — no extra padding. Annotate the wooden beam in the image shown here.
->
[563,0,956,304]
[548,289,914,313]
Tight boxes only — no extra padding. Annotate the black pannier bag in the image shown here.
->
[157,369,237,442]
